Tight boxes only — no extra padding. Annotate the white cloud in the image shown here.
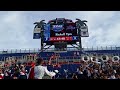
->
[0,11,119,50]
[81,11,120,47]
[0,11,31,49]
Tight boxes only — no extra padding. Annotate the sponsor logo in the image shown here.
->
[50,37,72,41]
[55,33,65,36]
[66,33,72,36]
[52,25,63,32]
[72,36,78,40]
[66,25,75,30]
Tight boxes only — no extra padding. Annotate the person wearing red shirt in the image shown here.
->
[0,69,4,79]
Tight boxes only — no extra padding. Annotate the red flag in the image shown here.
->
[28,66,35,79]
[0,75,3,79]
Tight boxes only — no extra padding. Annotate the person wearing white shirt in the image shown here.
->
[34,58,56,79]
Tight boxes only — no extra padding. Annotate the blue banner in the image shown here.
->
[52,24,64,32]
[33,33,41,39]
[44,24,50,41]
[72,36,78,40]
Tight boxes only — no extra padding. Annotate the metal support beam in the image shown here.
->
[42,45,53,51]
[70,44,80,50]
[41,37,44,51]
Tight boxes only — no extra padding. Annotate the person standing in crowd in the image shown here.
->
[0,69,4,79]
[11,65,20,79]
[115,73,120,79]
[19,65,27,79]
[72,73,78,79]
[28,62,35,79]
[4,69,11,79]
[34,58,56,79]
[76,67,84,79]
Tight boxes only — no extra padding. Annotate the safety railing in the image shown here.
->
[1,53,120,63]
[0,46,120,54]
[0,56,81,62]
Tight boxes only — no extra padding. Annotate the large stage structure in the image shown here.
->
[33,18,89,52]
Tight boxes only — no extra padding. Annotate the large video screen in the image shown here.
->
[44,23,78,44]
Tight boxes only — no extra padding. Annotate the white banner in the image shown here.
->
[33,27,41,39]
[80,26,88,32]
[33,27,41,33]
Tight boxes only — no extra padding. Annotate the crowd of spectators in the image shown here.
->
[0,60,34,79]
[65,60,120,79]
[0,55,120,79]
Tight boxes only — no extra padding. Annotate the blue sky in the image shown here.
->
[0,11,120,50]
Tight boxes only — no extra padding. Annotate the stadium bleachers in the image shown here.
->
[0,49,120,61]
[0,48,120,79]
